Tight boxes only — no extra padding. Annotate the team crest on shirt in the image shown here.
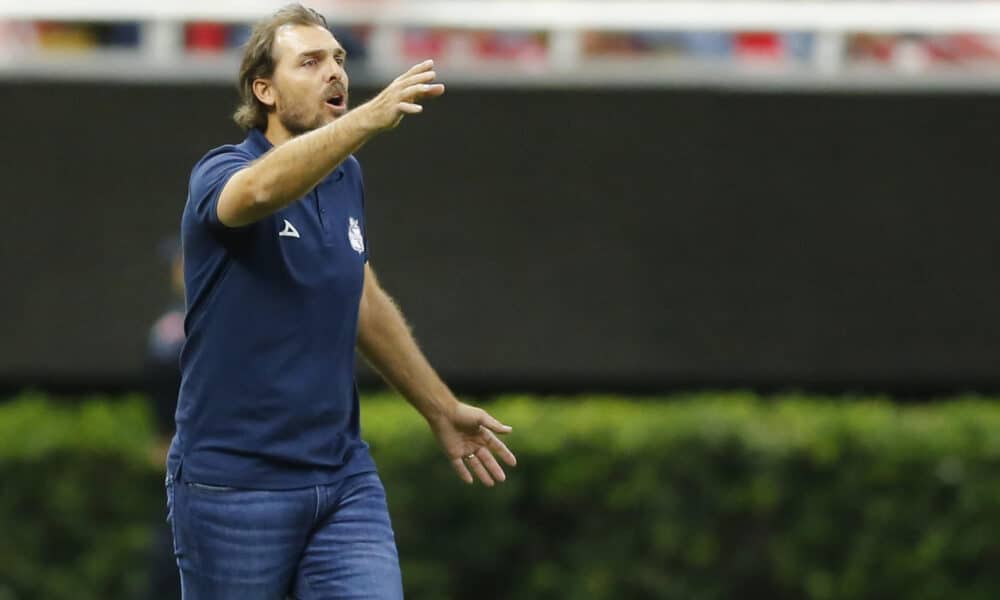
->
[348,217,365,254]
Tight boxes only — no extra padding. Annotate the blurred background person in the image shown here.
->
[144,237,185,465]
[140,237,184,600]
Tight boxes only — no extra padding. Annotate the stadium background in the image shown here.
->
[3,2,1000,599]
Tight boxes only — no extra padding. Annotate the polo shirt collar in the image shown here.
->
[246,128,272,156]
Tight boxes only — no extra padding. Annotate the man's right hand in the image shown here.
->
[359,60,446,132]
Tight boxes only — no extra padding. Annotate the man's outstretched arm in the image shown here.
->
[217,61,444,227]
[357,264,516,486]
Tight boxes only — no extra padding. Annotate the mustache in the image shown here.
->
[323,83,347,97]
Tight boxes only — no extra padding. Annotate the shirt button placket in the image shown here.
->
[314,189,328,231]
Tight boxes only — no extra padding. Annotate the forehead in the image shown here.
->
[272,24,342,62]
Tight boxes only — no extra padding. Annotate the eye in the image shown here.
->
[335,56,345,66]
[302,58,317,67]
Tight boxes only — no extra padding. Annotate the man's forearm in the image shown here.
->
[357,283,457,423]
[228,107,377,225]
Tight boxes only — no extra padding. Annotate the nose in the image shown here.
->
[324,59,343,84]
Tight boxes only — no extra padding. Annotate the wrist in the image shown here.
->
[349,103,382,136]
[421,395,459,427]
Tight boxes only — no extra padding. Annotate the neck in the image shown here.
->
[263,117,293,146]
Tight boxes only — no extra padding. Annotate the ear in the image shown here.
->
[253,78,276,109]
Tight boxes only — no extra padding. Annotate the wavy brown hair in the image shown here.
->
[233,3,328,131]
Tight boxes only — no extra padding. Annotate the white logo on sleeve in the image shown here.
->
[348,217,365,254]
[278,219,300,238]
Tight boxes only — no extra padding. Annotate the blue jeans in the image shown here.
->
[165,470,404,599]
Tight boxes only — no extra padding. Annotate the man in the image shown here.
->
[166,5,516,599]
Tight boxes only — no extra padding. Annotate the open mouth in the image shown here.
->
[325,95,345,109]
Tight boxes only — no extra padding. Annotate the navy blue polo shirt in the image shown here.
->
[167,127,376,489]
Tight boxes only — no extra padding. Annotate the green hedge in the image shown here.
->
[3,392,1000,599]
[0,393,160,600]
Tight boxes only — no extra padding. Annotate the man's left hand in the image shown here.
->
[429,402,517,486]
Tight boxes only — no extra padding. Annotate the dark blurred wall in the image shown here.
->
[2,82,999,391]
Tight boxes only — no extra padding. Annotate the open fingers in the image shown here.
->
[480,412,513,436]
[395,59,434,82]
[397,70,438,89]
[400,83,446,102]
[393,85,444,117]
[465,453,495,487]
[482,428,517,467]
[450,457,474,484]
[475,447,507,483]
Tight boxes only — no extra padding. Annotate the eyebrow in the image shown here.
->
[298,47,348,60]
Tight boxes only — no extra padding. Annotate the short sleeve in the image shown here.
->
[188,147,253,230]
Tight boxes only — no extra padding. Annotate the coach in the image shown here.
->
[166,4,516,599]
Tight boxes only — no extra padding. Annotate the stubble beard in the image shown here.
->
[278,105,327,137]
[275,90,331,138]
